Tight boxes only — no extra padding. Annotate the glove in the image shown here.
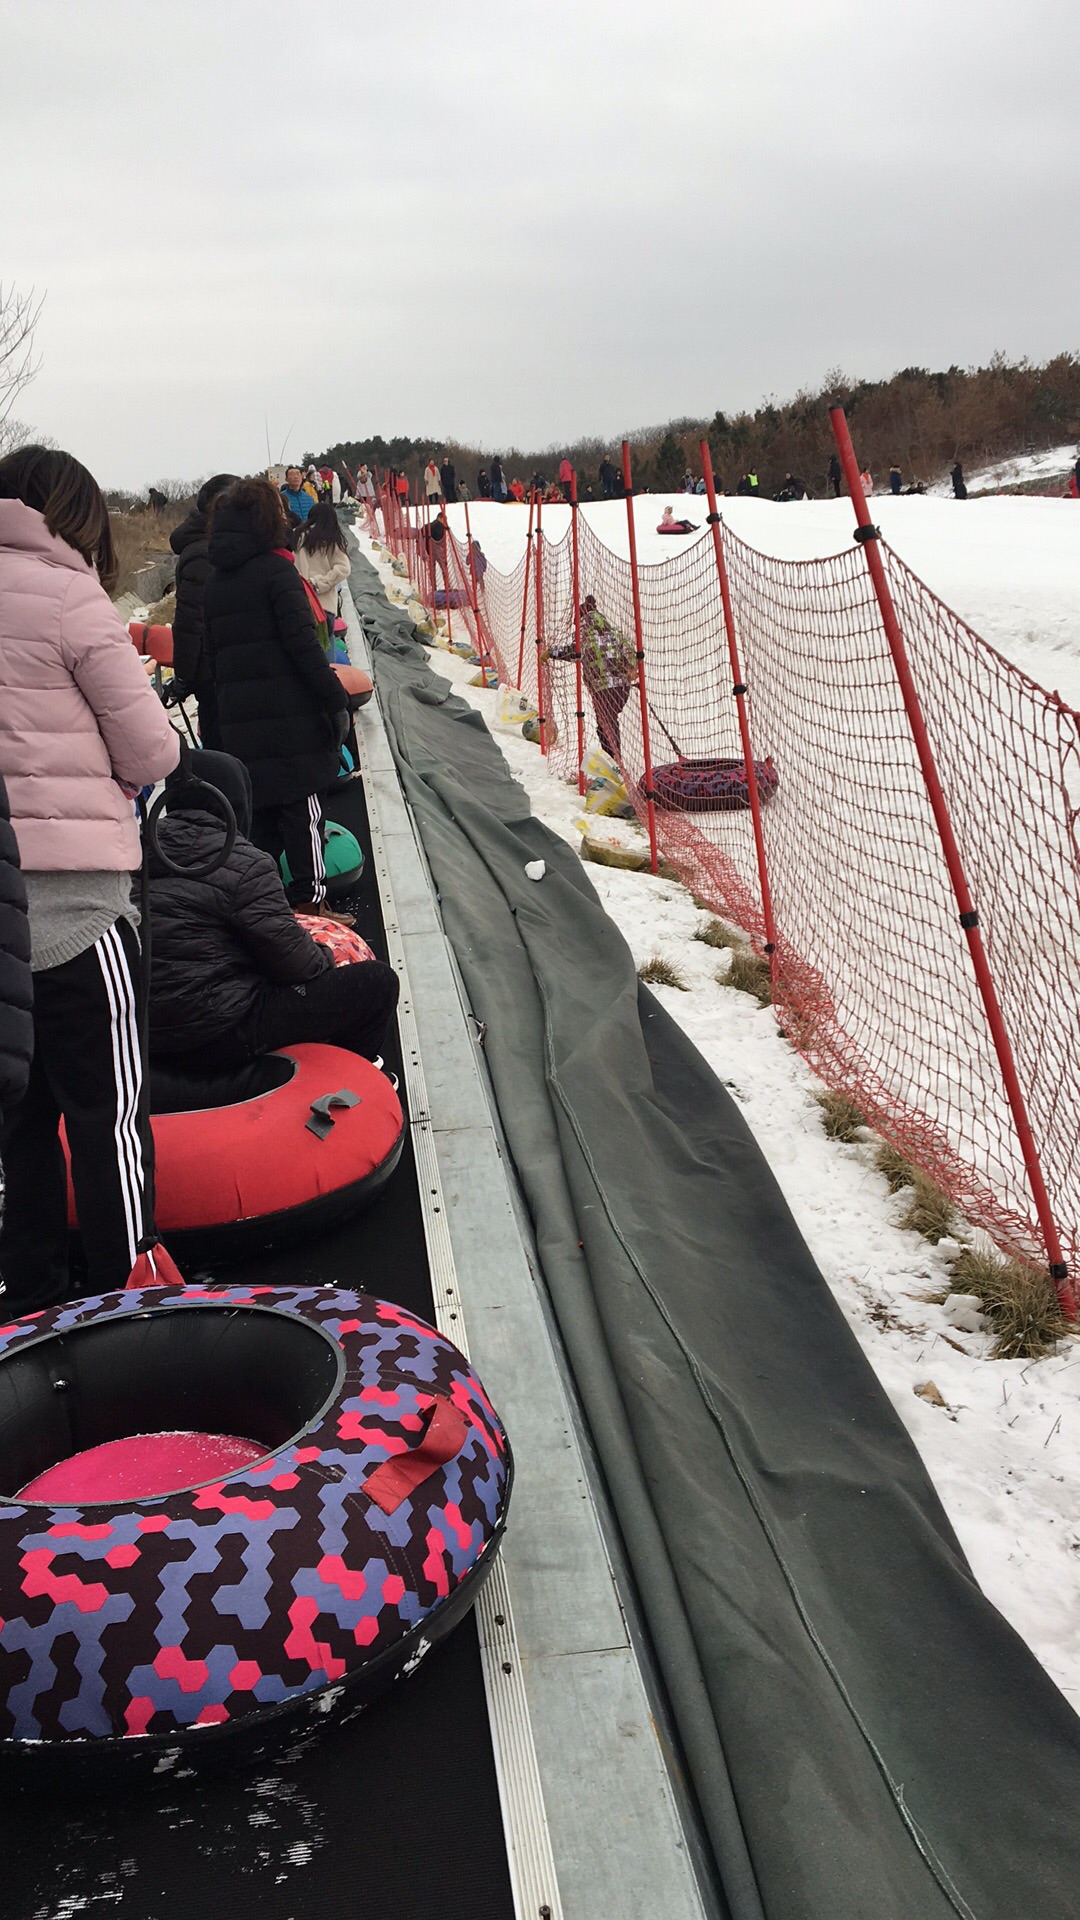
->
[161,678,190,708]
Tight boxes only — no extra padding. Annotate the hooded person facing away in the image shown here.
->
[147,749,398,1070]
[169,471,238,748]
[203,478,350,921]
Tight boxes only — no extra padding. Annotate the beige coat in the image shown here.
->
[295,543,351,615]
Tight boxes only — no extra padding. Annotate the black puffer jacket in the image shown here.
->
[169,474,239,690]
[0,772,33,1121]
[170,506,211,690]
[146,749,331,1054]
[203,506,347,809]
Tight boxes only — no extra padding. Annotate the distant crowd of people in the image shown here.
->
[385,449,948,510]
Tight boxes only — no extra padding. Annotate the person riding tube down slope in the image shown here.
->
[0,445,180,1311]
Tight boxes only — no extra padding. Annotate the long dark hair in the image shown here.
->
[0,445,118,592]
[297,503,347,554]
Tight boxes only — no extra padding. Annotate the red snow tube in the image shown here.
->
[334,663,373,705]
[66,1045,404,1261]
[649,756,780,814]
[128,623,173,666]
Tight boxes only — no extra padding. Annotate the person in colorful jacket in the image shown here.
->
[280,464,316,524]
[545,595,636,759]
[0,444,180,1309]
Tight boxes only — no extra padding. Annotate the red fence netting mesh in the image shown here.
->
[372,484,1080,1277]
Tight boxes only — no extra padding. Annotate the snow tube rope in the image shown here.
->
[0,1282,511,1768]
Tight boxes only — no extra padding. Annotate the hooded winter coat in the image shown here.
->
[0,499,180,870]
[169,474,238,690]
[146,749,331,1054]
[203,503,347,809]
[0,771,32,1120]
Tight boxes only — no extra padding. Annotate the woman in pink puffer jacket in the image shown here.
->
[0,446,180,1310]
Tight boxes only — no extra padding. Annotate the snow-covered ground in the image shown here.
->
[927,441,1078,498]
[358,524,1080,1712]
[437,492,1080,710]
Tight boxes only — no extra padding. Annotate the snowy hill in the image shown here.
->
[444,491,1080,711]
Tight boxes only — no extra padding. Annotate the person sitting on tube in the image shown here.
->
[657,505,699,533]
[147,750,399,1072]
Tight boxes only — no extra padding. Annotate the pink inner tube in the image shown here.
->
[18,1432,267,1503]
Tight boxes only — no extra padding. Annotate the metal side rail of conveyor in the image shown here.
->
[343,581,711,1920]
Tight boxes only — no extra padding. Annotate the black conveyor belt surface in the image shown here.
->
[2,774,516,1920]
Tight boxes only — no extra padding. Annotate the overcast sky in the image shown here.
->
[3,0,1078,486]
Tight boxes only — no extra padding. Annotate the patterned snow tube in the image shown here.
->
[648,756,780,813]
[280,820,364,899]
[296,913,376,966]
[68,1045,404,1262]
[0,1282,510,1772]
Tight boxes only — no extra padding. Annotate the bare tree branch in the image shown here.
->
[0,283,46,432]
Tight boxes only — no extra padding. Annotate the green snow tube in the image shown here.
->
[281,820,365,899]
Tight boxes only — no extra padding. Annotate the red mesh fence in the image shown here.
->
[372,477,1080,1278]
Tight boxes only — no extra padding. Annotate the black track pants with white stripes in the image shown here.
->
[250,793,327,908]
[0,917,154,1312]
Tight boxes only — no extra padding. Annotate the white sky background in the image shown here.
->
[3,0,1078,487]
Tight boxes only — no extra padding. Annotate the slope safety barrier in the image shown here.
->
[368,423,1080,1299]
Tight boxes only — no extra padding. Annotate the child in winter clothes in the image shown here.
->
[0,446,180,1309]
[148,751,398,1070]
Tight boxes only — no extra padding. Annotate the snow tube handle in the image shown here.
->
[144,739,238,879]
[362,1394,469,1515]
[306,1088,361,1139]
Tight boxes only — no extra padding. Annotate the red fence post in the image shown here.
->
[516,489,536,688]
[534,493,548,755]
[829,403,1073,1313]
[570,471,586,794]
[699,439,779,969]
[621,441,659,874]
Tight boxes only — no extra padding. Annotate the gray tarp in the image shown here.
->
[351,549,1080,1920]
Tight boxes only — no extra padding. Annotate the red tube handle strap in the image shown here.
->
[361,1395,469,1515]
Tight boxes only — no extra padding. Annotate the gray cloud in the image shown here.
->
[4,0,1078,484]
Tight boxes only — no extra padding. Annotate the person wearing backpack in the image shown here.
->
[203,479,351,924]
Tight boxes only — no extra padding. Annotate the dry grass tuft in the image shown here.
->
[144,590,175,625]
[875,1142,916,1193]
[694,917,740,951]
[719,948,772,1006]
[815,1090,868,1143]
[638,955,690,991]
[112,508,183,596]
[899,1172,956,1243]
[937,1247,1072,1360]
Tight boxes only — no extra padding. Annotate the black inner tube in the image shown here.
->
[0,1307,342,1502]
